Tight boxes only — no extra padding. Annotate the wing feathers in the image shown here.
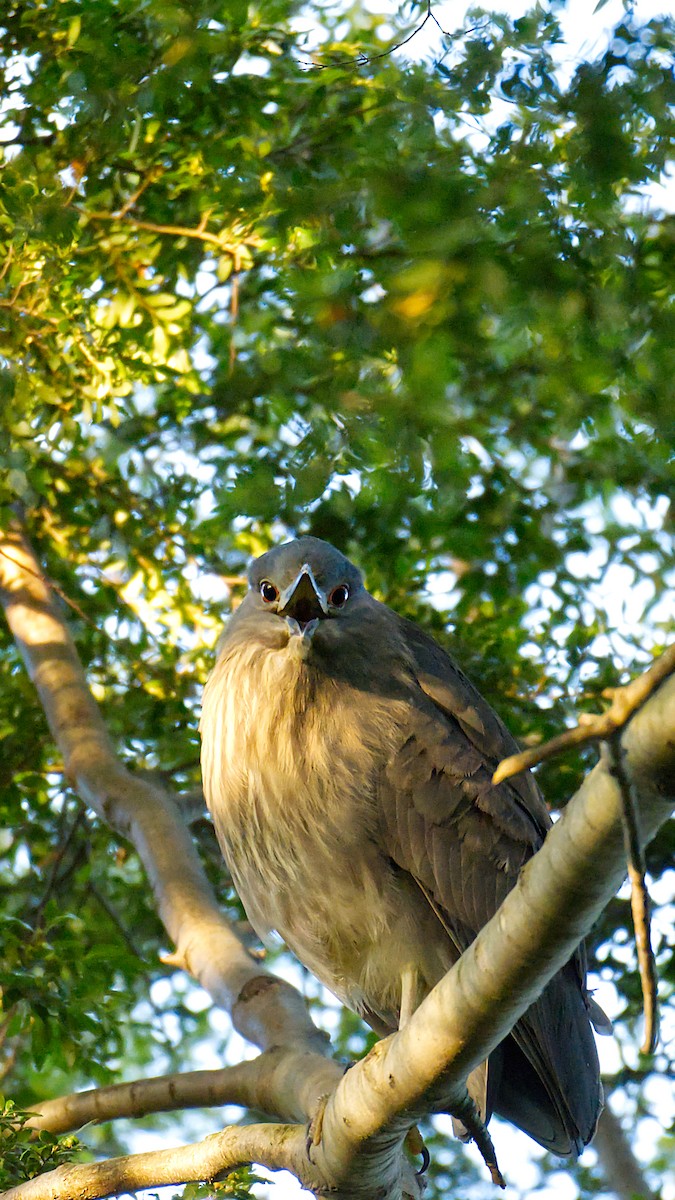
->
[374,614,601,1155]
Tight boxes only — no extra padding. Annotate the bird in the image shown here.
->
[200,536,605,1158]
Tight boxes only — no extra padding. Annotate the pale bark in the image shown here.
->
[306,671,675,1192]
[25,1050,341,1133]
[0,1122,316,1200]
[0,526,327,1056]
[2,523,674,1200]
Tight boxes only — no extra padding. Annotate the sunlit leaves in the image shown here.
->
[0,0,673,1193]
[0,1099,82,1190]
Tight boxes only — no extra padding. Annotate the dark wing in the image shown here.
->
[403,616,551,831]
[377,615,601,1155]
[381,615,550,945]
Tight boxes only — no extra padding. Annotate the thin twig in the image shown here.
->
[0,546,98,629]
[220,575,247,587]
[0,301,59,326]
[0,1042,18,1084]
[0,1005,18,1054]
[0,244,14,284]
[32,804,88,927]
[492,648,673,1059]
[116,167,164,218]
[604,738,659,1055]
[299,1,454,70]
[82,211,237,252]
[492,643,675,784]
[87,882,145,960]
[228,270,240,375]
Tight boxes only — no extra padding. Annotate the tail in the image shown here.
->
[493,961,603,1155]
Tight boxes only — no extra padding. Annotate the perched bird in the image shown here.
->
[200,537,605,1156]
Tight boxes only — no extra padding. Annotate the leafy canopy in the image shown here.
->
[0,0,673,1194]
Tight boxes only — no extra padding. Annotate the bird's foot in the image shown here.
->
[306,1094,328,1162]
[404,1125,430,1176]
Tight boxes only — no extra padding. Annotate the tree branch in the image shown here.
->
[25,1050,341,1134]
[605,737,659,1055]
[303,669,675,1196]
[0,523,327,1057]
[493,649,674,1057]
[82,210,245,254]
[0,1122,317,1200]
[492,642,675,784]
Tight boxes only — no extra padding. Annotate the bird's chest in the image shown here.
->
[201,641,406,975]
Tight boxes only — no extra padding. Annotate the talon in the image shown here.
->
[489,1161,507,1189]
[306,1095,328,1160]
[404,1125,429,1175]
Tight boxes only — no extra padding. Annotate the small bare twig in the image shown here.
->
[0,545,99,630]
[82,211,239,253]
[299,1,453,70]
[492,643,675,785]
[0,244,14,284]
[605,738,659,1055]
[87,882,145,961]
[116,167,164,218]
[228,269,240,375]
[0,302,59,327]
[493,646,675,1060]
[32,803,88,926]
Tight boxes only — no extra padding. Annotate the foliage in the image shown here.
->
[0,0,673,1195]
[0,1098,82,1189]
[176,1167,267,1200]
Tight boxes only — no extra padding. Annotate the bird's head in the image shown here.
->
[244,537,365,657]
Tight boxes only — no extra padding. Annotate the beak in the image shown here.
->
[279,564,328,631]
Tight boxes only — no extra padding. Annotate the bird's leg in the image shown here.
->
[399,964,421,1028]
[305,1094,328,1161]
[404,1124,430,1178]
[452,1092,506,1189]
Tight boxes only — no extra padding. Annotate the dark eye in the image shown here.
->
[329,584,349,608]
[260,580,279,603]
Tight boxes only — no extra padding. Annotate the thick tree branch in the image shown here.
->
[25,1050,341,1134]
[0,525,327,1057]
[304,669,675,1195]
[0,1122,317,1200]
[494,650,673,1056]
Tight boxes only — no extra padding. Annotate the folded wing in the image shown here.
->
[376,615,602,1155]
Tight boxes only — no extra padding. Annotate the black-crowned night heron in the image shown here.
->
[200,537,604,1156]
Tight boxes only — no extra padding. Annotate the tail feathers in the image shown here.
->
[494,1035,595,1156]
[495,966,603,1156]
[452,965,603,1156]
